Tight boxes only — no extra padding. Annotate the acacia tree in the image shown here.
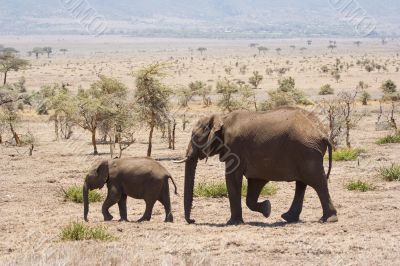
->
[134,63,171,157]
[248,71,263,90]
[197,47,207,55]
[189,81,212,106]
[0,81,28,145]
[35,84,77,140]
[43,47,53,58]
[216,78,240,112]
[76,75,128,155]
[0,102,21,145]
[338,89,364,148]
[320,98,346,149]
[32,48,43,59]
[0,53,29,85]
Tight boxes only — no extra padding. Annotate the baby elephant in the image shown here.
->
[83,157,177,222]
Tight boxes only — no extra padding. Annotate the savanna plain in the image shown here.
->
[1,36,400,265]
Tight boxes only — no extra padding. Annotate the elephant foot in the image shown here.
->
[118,218,129,222]
[261,200,271,218]
[165,213,173,223]
[319,214,338,223]
[281,212,300,223]
[226,217,244,226]
[103,214,113,221]
[137,216,151,223]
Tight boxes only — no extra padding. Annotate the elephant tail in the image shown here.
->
[168,175,178,195]
[324,138,333,179]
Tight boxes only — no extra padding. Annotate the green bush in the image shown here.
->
[61,222,114,241]
[319,84,334,95]
[331,148,365,161]
[376,134,400,145]
[379,164,400,181]
[194,181,278,198]
[63,185,102,203]
[346,180,375,192]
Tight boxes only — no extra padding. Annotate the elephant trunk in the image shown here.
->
[184,157,198,224]
[83,181,89,222]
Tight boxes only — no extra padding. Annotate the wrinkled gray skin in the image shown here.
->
[83,157,177,222]
[183,107,337,225]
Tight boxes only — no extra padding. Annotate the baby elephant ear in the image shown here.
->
[97,160,109,183]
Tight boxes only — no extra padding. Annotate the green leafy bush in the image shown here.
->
[61,222,114,241]
[379,164,400,181]
[63,185,102,203]
[346,180,375,192]
[319,84,334,95]
[331,148,365,161]
[194,181,278,198]
[376,134,400,145]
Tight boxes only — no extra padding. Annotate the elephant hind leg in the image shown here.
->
[281,181,306,223]
[304,163,338,223]
[137,199,156,222]
[246,179,271,219]
[159,181,173,223]
[118,193,128,222]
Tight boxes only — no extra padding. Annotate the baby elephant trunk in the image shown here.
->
[83,182,89,222]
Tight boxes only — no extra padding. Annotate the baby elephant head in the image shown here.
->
[83,160,109,222]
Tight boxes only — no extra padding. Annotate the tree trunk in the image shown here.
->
[54,116,59,141]
[3,71,7,85]
[91,129,98,155]
[9,123,21,146]
[172,119,176,150]
[147,125,154,157]
[168,120,172,149]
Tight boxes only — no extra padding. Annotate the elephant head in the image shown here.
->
[183,114,225,224]
[83,160,109,222]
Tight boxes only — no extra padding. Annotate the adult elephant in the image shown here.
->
[181,107,337,225]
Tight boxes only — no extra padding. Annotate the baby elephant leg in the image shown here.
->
[159,181,173,222]
[118,193,128,222]
[137,199,156,222]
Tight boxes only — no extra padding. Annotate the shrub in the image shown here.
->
[379,164,400,181]
[61,222,114,241]
[63,185,102,203]
[331,148,365,161]
[194,181,278,198]
[381,80,397,94]
[319,84,334,95]
[346,180,375,192]
[359,91,371,105]
[376,134,400,145]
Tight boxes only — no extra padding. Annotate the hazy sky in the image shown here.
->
[0,0,399,37]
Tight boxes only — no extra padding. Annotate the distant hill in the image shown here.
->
[0,0,399,37]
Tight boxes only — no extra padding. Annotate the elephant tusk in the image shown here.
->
[173,158,188,164]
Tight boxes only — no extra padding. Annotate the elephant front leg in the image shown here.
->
[102,186,121,221]
[282,181,307,223]
[246,179,271,219]
[226,171,244,225]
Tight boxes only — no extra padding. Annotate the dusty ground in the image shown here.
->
[0,36,400,265]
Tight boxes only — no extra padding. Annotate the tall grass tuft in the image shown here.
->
[63,185,102,203]
[331,148,365,161]
[376,134,400,145]
[379,164,400,181]
[61,222,114,241]
[346,180,375,192]
[194,181,278,198]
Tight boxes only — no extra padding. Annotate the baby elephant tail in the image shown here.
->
[168,175,178,195]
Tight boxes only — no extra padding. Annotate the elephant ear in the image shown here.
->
[97,160,109,183]
[205,115,224,157]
